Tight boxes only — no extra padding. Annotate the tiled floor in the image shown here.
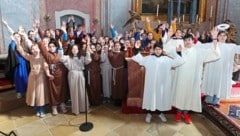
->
[0,100,226,136]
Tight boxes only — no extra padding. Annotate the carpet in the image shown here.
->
[0,77,14,91]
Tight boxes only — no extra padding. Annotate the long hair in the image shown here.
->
[68,44,81,59]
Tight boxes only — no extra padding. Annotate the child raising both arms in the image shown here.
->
[58,40,92,115]
[16,38,53,118]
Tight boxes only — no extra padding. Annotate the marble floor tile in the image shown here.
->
[0,119,15,133]
[16,120,48,136]
[0,102,226,136]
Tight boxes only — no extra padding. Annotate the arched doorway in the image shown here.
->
[55,9,90,32]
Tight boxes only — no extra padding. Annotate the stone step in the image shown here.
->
[0,90,25,113]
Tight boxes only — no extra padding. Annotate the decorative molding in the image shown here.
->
[203,103,240,135]
[55,9,90,32]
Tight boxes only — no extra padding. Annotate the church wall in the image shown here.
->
[45,0,95,32]
[0,0,39,53]
[226,0,240,43]
[215,0,240,43]
[101,0,131,36]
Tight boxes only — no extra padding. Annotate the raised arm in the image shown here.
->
[145,17,154,33]
[84,44,92,65]
[2,19,14,35]
[15,37,30,61]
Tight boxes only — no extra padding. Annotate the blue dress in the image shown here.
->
[9,40,29,93]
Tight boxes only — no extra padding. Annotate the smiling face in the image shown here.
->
[31,44,40,56]
[71,45,79,56]
[48,43,57,53]
[175,30,182,38]
[217,32,227,43]
[184,38,193,48]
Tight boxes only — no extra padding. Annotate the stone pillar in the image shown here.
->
[190,0,197,23]
[170,0,174,21]
[177,0,181,22]
[167,0,171,23]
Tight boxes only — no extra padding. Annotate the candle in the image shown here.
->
[196,14,198,22]
[210,6,213,17]
[183,14,185,22]
[156,4,159,16]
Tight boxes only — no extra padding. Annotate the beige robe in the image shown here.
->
[59,50,92,114]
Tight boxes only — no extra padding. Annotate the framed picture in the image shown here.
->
[141,0,168,15]
[135,0,206,22]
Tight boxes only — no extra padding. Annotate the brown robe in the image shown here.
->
[37,42,69,105]
[86,52,102,105]
[108,51,127,100]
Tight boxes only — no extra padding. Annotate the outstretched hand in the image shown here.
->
[176,45,183,52]
[167,26,174,38]
[58,39,63,48]
[146,17,150,23]
[211,27,219,39]
[2,19,8,25]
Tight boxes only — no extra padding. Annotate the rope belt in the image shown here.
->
[112,66,124,85]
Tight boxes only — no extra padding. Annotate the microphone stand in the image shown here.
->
[79,70,93,132]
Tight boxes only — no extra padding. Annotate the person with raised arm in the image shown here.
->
[16,38,52,118]
[58,40,92,115]
[172,27,221,124]
[131,41,184,123]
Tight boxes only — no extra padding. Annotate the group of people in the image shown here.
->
[2,15,240,125]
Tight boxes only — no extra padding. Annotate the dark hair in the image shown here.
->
[218,31,227,36]
[153,41,163,49]
[69,44,81,59]
[183,34,194,40]
[27,30,34,36]
[48,40,57,47]
[155,24,163,33]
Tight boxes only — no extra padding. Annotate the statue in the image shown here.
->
[122,10,141,32]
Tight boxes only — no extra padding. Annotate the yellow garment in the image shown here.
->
[145,22,177,41]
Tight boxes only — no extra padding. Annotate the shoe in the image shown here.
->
[36,112,40,117]
[39,113,46,118]
[52,106,58,115]
[175,112,182,122]
[16,93,22,99]
[145,113,152,123]
[60,103,67,113]
[158,113,167,122]
[183,113,192,124]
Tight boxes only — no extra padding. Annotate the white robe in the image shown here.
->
[163,38,185,54]
[172,45,220,112]
[201,42,240,98]
[100,50,112,98]
[132,53,184,111]
[59,51,92,114]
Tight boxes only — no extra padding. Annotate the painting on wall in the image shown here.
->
[138,0,194,15]
[141,0,168,14]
